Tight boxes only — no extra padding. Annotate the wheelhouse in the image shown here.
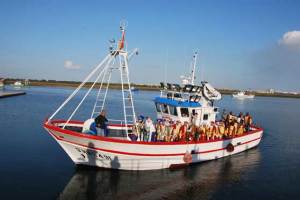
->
[154,82,219,125]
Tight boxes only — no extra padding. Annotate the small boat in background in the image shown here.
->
[12,81,24,88]
[130,86,139,92]
[233,91,255,99]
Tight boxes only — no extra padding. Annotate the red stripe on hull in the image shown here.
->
[47,129,262,157]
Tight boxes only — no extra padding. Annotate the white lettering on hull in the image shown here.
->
[74,147,112,161]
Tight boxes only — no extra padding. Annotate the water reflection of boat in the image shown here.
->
[57,148,261,200]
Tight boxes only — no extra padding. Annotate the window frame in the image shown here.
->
[169,106,178,116]
[203,114,209,120]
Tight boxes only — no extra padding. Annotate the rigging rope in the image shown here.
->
[47,54,111,122]
[63,56,115,128]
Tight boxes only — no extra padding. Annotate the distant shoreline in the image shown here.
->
[3,79,300,99]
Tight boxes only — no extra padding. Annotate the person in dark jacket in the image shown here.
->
[95,110,108,136]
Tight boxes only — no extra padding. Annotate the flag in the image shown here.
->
[118,31,125,50]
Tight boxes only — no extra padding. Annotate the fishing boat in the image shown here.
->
[43,23,263,170]
[233,91,255,99]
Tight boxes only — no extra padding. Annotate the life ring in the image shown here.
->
[226,143,234,153]
[183,152,192,163]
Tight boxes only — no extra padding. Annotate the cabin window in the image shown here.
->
[155,103,161,112]
[174,93,182,98]
[169,106,178,116]
[162,104,169,114]
[180,108,189,117]
[203,114,209,120]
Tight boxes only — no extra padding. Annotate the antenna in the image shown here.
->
[191,51,197,85]
[120,19,128,31]
[180,51,198,85]
[163,49,169,85]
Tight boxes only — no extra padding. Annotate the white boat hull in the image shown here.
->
[232,94,255,99]
[44,120,263,170]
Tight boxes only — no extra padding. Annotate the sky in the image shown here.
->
[0,0,300,91]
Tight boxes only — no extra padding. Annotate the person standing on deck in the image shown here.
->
[237,112,244,124]
[145,117,156,142]
[221,109,227,121]
[172,121,181,141]
[156,120,166,141]
[95,110,108,136]
[192,113,200,127]
[228,111,234,123]
[244,112,253,132]
[179,121,189,142]
[164,119,173,142]
[136,115,145,141]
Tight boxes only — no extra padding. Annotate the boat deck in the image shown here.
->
[57,121,261,144]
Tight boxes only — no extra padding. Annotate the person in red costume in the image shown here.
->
[179,121,189,142]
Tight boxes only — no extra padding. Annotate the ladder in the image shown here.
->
[119,52,136,136]
[91,61,113,118]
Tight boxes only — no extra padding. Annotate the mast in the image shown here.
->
[117,21,137,137]
[49,21,138,140]
[180,51,198,85]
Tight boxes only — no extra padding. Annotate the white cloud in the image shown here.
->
[279,31,300,48]
[64,60,80,69]
[250,30,300,90]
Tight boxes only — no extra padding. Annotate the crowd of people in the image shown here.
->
[91,109,254,142]
[130,110,253,142]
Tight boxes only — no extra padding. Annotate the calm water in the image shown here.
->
[0,86,300,200]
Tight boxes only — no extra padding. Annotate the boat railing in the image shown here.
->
[160,90,202,102]
[107,118,133,126]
